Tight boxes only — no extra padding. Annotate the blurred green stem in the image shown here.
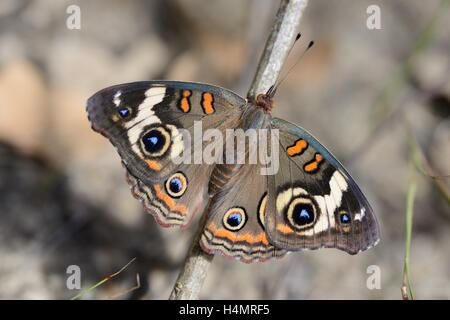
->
[402,157,416,300]
[70,257,136,300]
[401,132,421,300]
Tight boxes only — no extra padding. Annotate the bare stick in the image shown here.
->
[248,0,309,100]
[169,212,213,300]
[168,0,309,300]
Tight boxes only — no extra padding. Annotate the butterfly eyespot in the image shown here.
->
[117,107,131,119]
[141,126,171,157]
[339,211,351,224]
[165,172,187,198]
[286,197,317,231]
[337,210,352,233]
[223,207,247,231]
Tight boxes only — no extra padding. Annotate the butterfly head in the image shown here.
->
[254,89,275,113]
[253,35,315,115]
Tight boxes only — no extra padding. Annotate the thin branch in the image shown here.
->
[105,274,141,300]
[168,213,214,300]
[410,138,450,206]
[248,0,309,100]
[168,0,309,300]
[71,257,136,300]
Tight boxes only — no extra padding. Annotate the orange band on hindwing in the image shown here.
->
[206,223,270,245]
[179,90,192,113]
[287,139,308,156]
[201,92,215,114]
[276,223,295,235]
[303,153,324,173]
[153,185,187,215]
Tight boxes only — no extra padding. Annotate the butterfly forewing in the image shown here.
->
[266,118,380,254]
[87,81,246,228]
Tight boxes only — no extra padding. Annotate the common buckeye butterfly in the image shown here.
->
[87,80,380,263]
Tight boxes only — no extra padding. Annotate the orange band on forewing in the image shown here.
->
[276,223,295,235]
[180,90,191,113]
[154,185,187,215]
[145,160,161,171]
[304,162,318,172]
[287,139,308,156]
[207,224,269,245]
[202,92,215,114]
[304,153,324,173]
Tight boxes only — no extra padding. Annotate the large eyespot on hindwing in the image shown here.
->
[223,207,247,231]
[285,196,318,231]
[165,172,188,198]
[140,125,171,157]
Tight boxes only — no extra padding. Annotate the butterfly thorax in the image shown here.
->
[254,93,274,113]
[208,106,271,196]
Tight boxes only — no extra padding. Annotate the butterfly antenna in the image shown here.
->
[266,33,301,97]
[268,36,314,97]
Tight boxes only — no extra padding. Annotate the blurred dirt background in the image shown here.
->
[0,0,449,299]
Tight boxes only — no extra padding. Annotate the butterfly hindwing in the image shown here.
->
[198,110,285,263]
[265,118,380,254]
[87,81,246,227]
[200,162,286,263]
[126,163,214,228]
